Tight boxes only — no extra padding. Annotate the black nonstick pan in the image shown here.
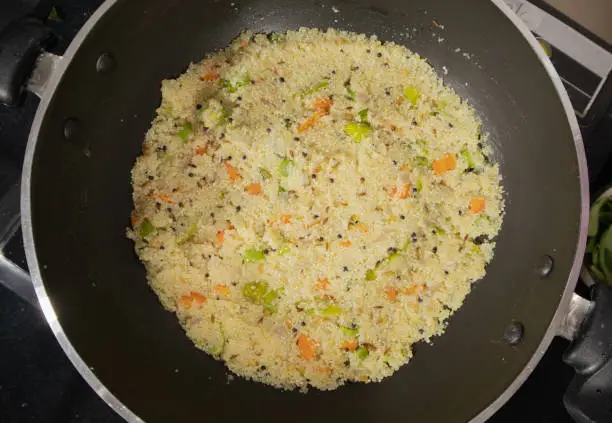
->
[1,0,611,422]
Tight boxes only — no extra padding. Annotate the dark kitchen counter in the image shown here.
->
[0,1,604,422]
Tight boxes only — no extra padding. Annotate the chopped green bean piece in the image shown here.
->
[220,74,250,93]
[345,86,356,101]
[304,80,329,96]
[388,252,401,262]
[279,158,294,177]
[416,138,428,148]
[460,149,475,168]
[344,122,372,142]
[339,325,359,337]
[262,289,280,313]
[404,86,421,105]
[278,245,291,255]
[401,238,411,251]
[242,282,282,313]
[268,32,282,43]
[356,347,369,360]
[139,218,154,238]
[220,78,235,93]
[415,156,430,167]
[235,79,250,89]
[434,226,446,235]
[177,123,193,142]
[365,269,377,281]
[242,281,269,303]
[321,304,343,316]
[416,179,424,192]
[209,323,226,357]
[221,108,233,125]
[177,224,197,245]
[358,108,369,123]
[244,248,266,262]
[259,167,272,180]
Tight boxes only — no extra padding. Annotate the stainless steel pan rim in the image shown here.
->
[20,0,589,421]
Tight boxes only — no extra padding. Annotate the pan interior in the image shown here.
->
[27,0,583,422]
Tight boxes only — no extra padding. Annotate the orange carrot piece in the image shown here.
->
[341,340,358,351]
[155,194,173,204]
[316,366,333,375]
[384,286,399,301]
[280,214,292,224]
[246,183,262,196]
[191,292,207,304]
[339,240,352,247]
[432,153,457,175]
[313,97,333,115]
[214,284,230,296]
[348,222,369,233]
[297,335,317,360]
[195,145,207,155]
[402,283,426,296]
[201,71,220,81]
[130,215,138,226]
[315,277,330,291]
[470,197,486,214]
[298,114,320,133]
[216,230,225,247]
[400,163,410,171]
[391,184,411,199]
[179,295,193,309]
[240,39,248,48]
[179,292,207,309]
[224,161,241,183]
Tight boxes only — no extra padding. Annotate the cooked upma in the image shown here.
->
[128,28,504,391]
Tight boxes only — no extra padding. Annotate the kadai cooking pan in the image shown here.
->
[0,0,611,422]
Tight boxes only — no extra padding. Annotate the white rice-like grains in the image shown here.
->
[128,28,504,391]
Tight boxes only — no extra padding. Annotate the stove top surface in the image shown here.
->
[1,1,611,422]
